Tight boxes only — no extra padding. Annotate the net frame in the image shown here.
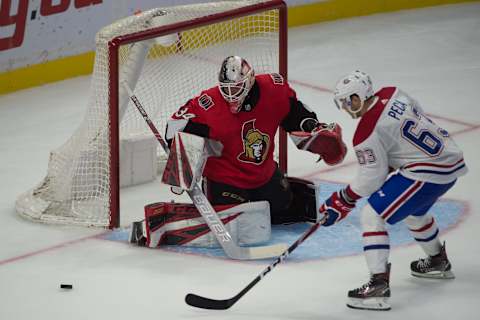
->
[16,0,288,229]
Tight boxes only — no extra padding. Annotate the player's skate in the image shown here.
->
[411,242,454,279]
[347,263,391,311]
[129,220,146,246]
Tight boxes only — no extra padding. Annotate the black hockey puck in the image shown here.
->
[60,284,73,289]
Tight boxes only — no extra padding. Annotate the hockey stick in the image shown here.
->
[123,82,287,260]
[185,219,325,309]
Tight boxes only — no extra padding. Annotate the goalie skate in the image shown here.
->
[411,243,455,279]
[347,263,391,311]
[129,220,146,246]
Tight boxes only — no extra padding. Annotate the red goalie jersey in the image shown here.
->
[166,73,320,189]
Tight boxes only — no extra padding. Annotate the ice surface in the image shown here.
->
[0,3,479,319]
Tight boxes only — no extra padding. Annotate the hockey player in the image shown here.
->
[130,56,347,248]
[318,70,468,310]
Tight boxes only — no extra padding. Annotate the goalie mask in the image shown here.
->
[333,70,374,119]
[218,56,255,114]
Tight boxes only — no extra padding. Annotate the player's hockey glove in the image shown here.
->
[319,189,356,226]
[290,122,347,165]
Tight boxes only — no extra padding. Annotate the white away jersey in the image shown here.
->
[350,87,467,197]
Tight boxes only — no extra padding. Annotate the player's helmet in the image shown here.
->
[333,70,374,119]
[218,56,255,113]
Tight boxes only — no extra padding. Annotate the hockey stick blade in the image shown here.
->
[185,294,235,310]
[185,274,262,310]
[185,222,323,310]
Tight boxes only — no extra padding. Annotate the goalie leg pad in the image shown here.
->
[272,177,321,224]
[144,201,271,248]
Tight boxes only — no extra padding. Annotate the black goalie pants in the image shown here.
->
[203,168,315,224]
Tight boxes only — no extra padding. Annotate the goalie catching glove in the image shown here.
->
[290,122,347,165]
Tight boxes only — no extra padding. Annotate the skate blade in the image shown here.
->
[347,297,391,311]
[411,270,455,279]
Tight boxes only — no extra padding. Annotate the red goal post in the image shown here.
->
[16,0,288,229]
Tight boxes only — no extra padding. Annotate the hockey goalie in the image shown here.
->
[129,56,347,251]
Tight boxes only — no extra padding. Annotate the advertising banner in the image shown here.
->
[0,0,313,72]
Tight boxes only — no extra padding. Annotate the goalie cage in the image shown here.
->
[15,0,288,228]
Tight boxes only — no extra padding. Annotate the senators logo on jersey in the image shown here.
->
[238,119,270,164]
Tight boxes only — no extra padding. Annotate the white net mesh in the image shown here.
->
[16,0,284,228]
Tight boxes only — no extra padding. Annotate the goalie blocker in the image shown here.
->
[130,177,321,248]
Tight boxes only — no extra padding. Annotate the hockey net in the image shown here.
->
[15,0,287,228]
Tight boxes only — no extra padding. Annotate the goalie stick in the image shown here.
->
[185,218,325,310]
[123,82,287,260]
